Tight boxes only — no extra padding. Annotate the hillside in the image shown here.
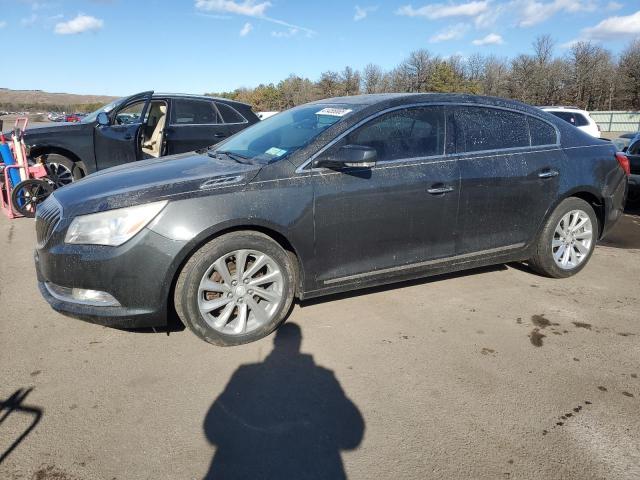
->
[0,88,118,112]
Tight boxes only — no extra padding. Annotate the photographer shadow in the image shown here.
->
[203,323,364,480]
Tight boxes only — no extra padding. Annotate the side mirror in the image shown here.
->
[96,112,110,126]
[622,146,628,153]
[315,145,378,169]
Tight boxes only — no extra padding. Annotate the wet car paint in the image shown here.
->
[34,93,628,328]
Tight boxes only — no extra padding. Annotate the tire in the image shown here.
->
[528,197,598,278]
[43,154,82,188]
[10,179,54,218]
[626,187,640,209]
[174,231,297,346]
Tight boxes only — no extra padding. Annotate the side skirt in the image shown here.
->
[299,245,531,301]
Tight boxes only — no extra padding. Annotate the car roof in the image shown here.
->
[541,106,589,113]
[307,93,548,116]
[152,92,251,108]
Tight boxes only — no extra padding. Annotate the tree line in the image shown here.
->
[207,36,640,112]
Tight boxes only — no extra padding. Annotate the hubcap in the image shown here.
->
[552,210,593,270]
[197,249,284,335]
[46,162,74,188]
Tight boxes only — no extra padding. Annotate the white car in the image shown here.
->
[541,106,601,138]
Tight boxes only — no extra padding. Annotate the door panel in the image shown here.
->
[165,125,229,154]
[311,106,460,284]
[313,160,460,283]
[452,106,560,254]
[93,92,152,170]
[456,150,561,253]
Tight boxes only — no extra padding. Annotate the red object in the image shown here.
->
[615,152,631,177]
[65,114,83,123]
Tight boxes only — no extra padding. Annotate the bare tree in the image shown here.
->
[618,39,640,109]
[340,67,361,96]
[362,64,384,93]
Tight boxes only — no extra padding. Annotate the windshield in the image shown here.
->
[212,104,360,165]
[81,98,123,123]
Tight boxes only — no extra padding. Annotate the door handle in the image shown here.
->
[124,134,132,140]
[427,185,455,195]
[214,133,226,138]
[538,169,559,179]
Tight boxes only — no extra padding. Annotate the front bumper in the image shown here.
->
[35,227,188,329]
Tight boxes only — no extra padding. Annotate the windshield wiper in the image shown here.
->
[208,150,254,165]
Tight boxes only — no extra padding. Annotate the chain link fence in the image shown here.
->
[589,111,640,133]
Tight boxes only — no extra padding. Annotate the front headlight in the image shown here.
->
[65,201,168,246]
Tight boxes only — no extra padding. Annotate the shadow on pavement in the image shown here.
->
[0,388,43,464]
[599,212,640,250]
[202,323,364,480]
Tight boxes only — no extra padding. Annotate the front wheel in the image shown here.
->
[43,154,82,188]
[528,197,598,278]
[174,232,297,346]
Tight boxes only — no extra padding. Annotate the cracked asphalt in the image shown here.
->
[1,208,639,479]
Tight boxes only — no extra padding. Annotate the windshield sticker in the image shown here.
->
[265,147,287,157]
[316,107,352,117]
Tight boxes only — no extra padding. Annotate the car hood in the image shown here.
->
[20,122,88,136]
[52,151,262,217]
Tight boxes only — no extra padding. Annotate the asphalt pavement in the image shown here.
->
[0,208,639,479]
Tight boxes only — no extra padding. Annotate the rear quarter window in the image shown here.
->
[453,106,529,153]
[528,117,557,146]
[574,114,590,127]
[216,103,246,124]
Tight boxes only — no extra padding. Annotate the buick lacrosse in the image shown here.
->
[34,94,628,345]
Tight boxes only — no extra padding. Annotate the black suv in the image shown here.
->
[20,91,259,185]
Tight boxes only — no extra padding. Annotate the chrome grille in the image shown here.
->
[35,196,62,248]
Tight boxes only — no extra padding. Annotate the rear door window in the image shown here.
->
[171,99,221,125]
[550,111,576,125]
[335,106,446,161]
[216,103,246,124]
[453,106,529,153]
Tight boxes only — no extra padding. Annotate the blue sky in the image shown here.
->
[0,0,639,96]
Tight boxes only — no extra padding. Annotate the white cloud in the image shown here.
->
[54,14,103,34]
[354,5,378,21]
[195,0,271,17]
[194,0,315,36]
[271,27,298,38]
[472,32,504,45]
[515,0,596,27]
[606,1,623,10]
[397,1,489,20]
[239,21,253,36]
[0,21,6,29]
[582,10,640,40]
[429,23,469,43]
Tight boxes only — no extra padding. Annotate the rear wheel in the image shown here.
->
[529,197,598,278]
[10,179,54,218]
[43,154,82,188]
[174,232,296,346]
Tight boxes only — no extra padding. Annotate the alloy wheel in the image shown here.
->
[46,162,74,188]
[551,209,593,270]
[197,249,284,335]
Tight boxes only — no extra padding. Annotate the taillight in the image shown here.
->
[616,152,630,176]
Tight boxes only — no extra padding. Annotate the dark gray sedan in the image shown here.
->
[34,93,628,346]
